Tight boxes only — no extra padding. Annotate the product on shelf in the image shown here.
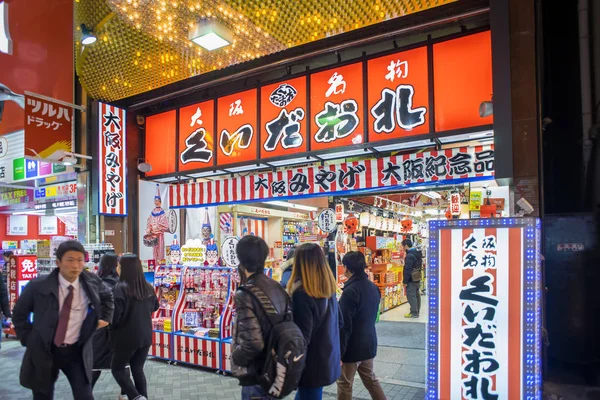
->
[151,265,183,333]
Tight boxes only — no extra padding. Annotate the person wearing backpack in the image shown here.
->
[287,243,342,400]
[232,236,301,400]
[402,239,422,318]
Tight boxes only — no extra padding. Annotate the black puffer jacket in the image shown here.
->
[231,272,290,386]
[92,275,119,369]
[403,248,422,284]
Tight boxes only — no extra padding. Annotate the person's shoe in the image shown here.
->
[132,396,146,400]
[412,314,420,318]
[118,396,128,400]
[404,313,413,318]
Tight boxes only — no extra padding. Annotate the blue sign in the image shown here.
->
[25,160,38,179]
[34,188,46,199]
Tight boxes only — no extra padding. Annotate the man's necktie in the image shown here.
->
[54,285,74,346]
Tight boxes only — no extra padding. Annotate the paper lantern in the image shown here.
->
[359,212,371,227]
[376,216,383,230]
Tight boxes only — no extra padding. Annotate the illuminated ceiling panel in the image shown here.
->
[75,0,457,102]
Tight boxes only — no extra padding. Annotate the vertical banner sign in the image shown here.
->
[367,47,429,141]
[310,62,364,151]
[178,100,215,171]
[427,218,542,400]
[216,89,258,166]
[450,192,461,217]
[24,94,73,159]
[98,103,127,216]
[260,76,308,158]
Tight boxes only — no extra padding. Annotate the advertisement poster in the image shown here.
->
[138,180,180,263]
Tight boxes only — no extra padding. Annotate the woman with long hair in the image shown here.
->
[110,254,159,400]
[287,243,342,400]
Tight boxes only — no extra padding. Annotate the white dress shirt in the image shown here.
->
[57,273,89,345]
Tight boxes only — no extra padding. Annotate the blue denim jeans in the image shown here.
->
[241,385,275,400]
[295,386,323,400]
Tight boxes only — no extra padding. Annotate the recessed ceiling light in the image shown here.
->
[189,19,233,51]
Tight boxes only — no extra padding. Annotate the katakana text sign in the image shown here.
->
[368,46,429,141]
[24,94,73,159]
[170,145,495,208]
[179,100,215,171]
[98,102,127,216]
[310,62,364,151]
[260,76,308,158]
[217,89,258,166]
[427,218,542,400]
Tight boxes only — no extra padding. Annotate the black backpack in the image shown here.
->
[239,284,307,399]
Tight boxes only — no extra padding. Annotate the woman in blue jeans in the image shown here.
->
[287,243,342,400]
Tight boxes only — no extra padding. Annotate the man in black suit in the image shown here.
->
[13,240,114,399]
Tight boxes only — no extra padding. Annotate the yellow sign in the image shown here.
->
[470,191,482,211]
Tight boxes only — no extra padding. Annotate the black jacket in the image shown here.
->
[291,286,342,388]
[231,272,290,386]
[339,273,381,363]
[403,248,422,284]
[92,275,119,369]
[0,274,10,317]
[109,282,159,351]
[12,269,114,394]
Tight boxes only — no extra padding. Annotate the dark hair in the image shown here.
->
[3,251,13,258]
[401,239,413,248]
[56,240,86,261]
[117,254,153,301]
[342,251,367,275]
[286,247,296,260]
[98,252,119,278]
[236,235,269,274]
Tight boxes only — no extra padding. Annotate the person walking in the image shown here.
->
[337,251,386,400]
[287,243,342,400]
[402,239,422,319]
[0,266,11,349]
[12,240,114,400]
[110,254,159,400]
[280,247,295,288]
[91,252,128,399]
[231,235,291,400]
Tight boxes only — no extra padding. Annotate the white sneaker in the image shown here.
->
[133,396,147,400]
[118,396,128,400]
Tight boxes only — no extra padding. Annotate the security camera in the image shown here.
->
[517,197,534,215]
[136,115,145,126]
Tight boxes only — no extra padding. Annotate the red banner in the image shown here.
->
[216,89,258,166]
[98,103,127,215]
[24,94,72,159]
[178,100,215,171]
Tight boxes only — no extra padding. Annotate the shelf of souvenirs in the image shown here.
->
[152,265,184,332]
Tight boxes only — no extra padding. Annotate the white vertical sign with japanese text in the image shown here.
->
[7,215,27,235]
[98,103,127,215]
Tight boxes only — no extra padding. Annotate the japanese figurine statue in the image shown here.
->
[206,239,219,267]
[169,236,182,265]
[201,208,212,246]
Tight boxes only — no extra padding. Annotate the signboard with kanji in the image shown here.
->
[310,62,364,151]
[367,46,429,141]
[221,236,240,267]
[427,218,542,400]
[216,89,258,166]
[24,94,73,159]
[98,103,127,215]
[317,209,337,233]
[260,76,308,158]
[179,100,215,171]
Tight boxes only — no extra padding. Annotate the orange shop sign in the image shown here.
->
[24,94,73,159]
[178,100,215,172]
[216,89,258,166]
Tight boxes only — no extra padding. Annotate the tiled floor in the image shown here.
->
[0,339,425,400]
[379,297,428,324]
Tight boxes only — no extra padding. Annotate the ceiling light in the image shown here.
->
[62,155,77,166]
[189,19,233,51]
[420,191,441,200]
[81,24,97,46]
[266,201,318,212]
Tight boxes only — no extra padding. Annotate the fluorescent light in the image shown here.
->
[420,191,441,199]
[268,157,318,167]
[189,170,227,178]
[373,139,433,152]
[154,177,177,183]
[189,19,233,51]
[319,149,369,160]
[267,201,318,212]
[225,164,269,173]
[438,130,494,144]
[12,210,45,216]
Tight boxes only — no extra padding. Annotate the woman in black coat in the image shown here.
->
[287,243,342,400]
[110,254,159,400]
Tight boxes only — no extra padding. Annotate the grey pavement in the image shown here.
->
[0,339,425,400]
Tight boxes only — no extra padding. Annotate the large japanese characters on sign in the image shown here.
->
[428,218,542,400]
[170,145,494,208]
[310,62,364,151]
[179,101,215,171]
[260,76,308,158]
[98,103,127,216]
[24,94,73,159]
[368,46,429,140]
[216,89,258,166]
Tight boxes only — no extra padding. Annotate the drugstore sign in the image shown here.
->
[34,182,77,200]
[145,31,492,176]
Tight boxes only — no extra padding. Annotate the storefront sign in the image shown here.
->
[170,145,495,208]
[38,216,58,235]
[145,110,177,176]
[470,190,482,211]
[98,102,127,216]
[317,209,337,233]
[11,157,70,182]
[0,131,24,183]
[181,239,207,266]
[335,204,344,222]
[260,76,308,158]
[7,255,38,310]
[428,218,541,400]
[557,243,584,252]
[221,236,240,267]
[450,192,461,217]
[34,199,77,211]
[24,94,73,159]
[7,215,27,236]
[34,182,77,200]
[234,204,310,221]
[0,189,32,206]
[367,46,429,141]
[178,100,215,171]
[216,89,258,166]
